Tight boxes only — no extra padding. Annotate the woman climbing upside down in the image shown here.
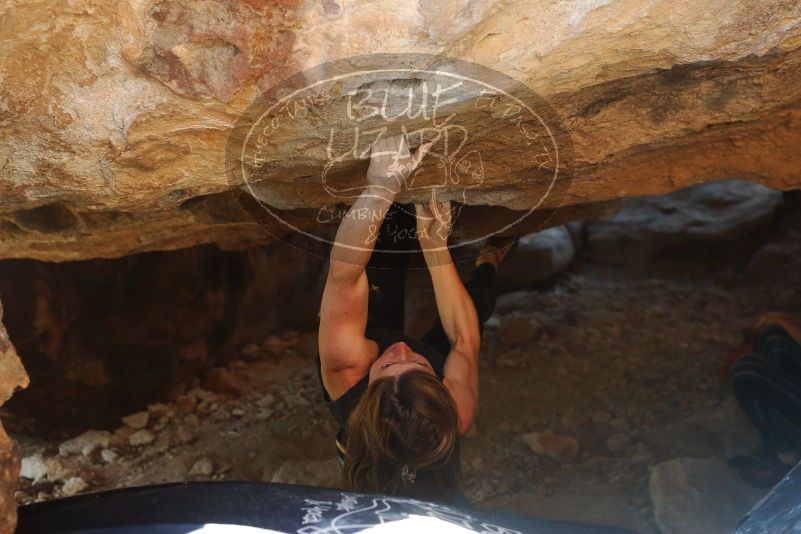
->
[316,133,516,503]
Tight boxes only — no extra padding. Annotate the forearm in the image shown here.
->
[329,187,395,281]
[425,249,480,351]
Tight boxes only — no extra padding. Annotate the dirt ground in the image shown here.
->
[12,199,801,534]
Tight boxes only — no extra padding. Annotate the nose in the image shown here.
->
[386,341,413,359]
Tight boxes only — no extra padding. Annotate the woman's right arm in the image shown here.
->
[319,190,392,378]
[427,255,481,436]
[319,134,433,395]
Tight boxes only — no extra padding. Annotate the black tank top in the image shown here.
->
[316,327,447,462]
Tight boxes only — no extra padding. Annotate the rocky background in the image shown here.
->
[2,0,801,532]
[4,181,801,534]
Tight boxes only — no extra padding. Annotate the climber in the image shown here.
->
[723,312,801,488]
[316,132,516,503]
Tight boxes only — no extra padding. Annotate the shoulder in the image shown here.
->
[443,375,478,437]
[326,374,370,427]
[320,337,378,400]
[442,343,479,436]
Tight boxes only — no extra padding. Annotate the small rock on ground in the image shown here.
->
[100,449,119,463]
[59,430,111,457]
[521,431,579,463]
[121,411,149,429]
[61,477,88,497]
[498,315,541,346]
[189,458,215,476]
[128,429,155,447]
[20,455,48,482]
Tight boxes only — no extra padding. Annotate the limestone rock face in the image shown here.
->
[2,0,801,261]
[0,299,30,534]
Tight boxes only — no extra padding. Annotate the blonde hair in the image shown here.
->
[343,370,461,502]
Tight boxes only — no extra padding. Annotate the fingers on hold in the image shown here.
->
[413,141,434,167]
[419,141,434,157]
[429,197,439,216]
[430,199,449,217]
[397,134,411,155]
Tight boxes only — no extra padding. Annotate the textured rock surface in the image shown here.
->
[1,0,801,261]
[0,299,30,534]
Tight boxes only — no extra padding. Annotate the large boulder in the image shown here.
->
[497,223,583,291]
[0,299,30,534]
[586,179,784,264]
[649,457,764,534]
[1,0,800,261]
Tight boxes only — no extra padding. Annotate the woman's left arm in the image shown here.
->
[416,199,480,435]
[432,260,481,436]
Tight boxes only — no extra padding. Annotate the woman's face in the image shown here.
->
[368,341,436,383]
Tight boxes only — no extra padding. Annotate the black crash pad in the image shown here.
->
[17,481,637,534]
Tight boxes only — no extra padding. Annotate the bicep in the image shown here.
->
[318,267,373,373]
[443,344,479,436]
